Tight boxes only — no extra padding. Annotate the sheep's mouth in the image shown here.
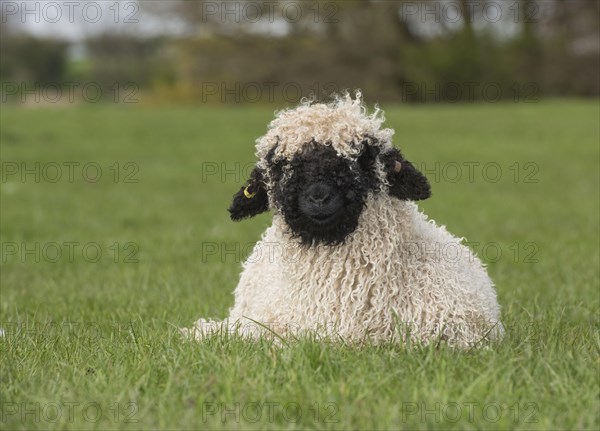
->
[285,201,363,246]
[298,190,344,227]
[308,212,338,226]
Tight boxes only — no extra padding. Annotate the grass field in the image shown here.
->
[1,100,598,430]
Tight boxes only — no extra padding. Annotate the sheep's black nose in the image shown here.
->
[306,183,333,205]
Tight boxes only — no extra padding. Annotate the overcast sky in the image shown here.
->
[3,0,523,44]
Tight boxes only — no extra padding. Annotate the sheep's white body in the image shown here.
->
[183,92,503,347]
[187,195,503,347]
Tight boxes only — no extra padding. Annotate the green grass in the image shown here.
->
[1,101,598,430]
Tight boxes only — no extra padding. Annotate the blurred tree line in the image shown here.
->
[1,0,598,103]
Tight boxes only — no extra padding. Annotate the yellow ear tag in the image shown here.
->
[243,186,256,199]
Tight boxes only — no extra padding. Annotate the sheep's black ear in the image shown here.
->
[381,148,431,201]
[228,166,269,221]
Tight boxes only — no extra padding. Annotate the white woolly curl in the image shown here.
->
[256,90,395,170]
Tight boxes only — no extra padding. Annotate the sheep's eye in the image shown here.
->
[268,160,287,180]
[358,145,379,171]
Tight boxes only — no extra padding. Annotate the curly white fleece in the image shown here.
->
[182,92,503,348]
[257,91,394,164]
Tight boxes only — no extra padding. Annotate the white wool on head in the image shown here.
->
[256,90,395,168]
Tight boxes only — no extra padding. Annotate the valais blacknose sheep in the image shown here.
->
[183,92,504,348]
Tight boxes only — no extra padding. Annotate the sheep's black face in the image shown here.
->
[269,145,378,246]
[228,139,431,243]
